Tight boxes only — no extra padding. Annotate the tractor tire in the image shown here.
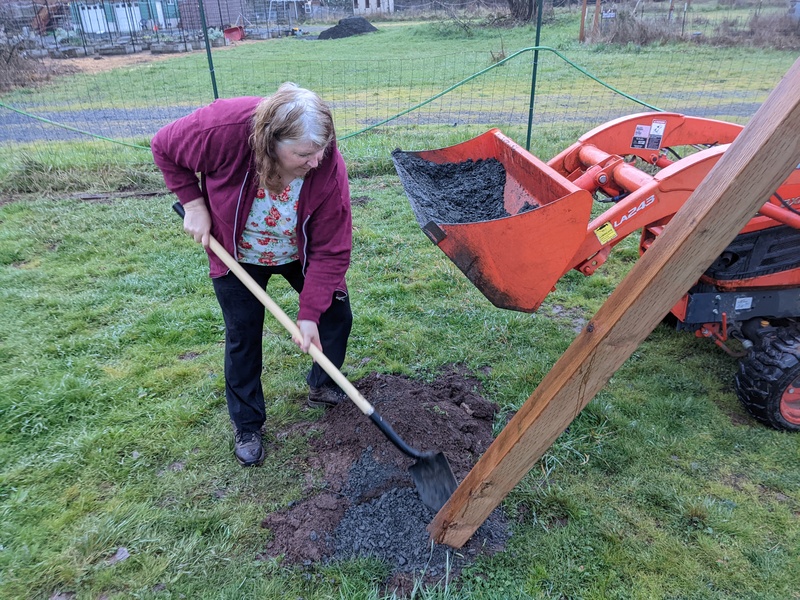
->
[735,324,800,432]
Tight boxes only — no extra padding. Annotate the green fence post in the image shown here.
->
[198,0,220,99]
[525,0,545,151]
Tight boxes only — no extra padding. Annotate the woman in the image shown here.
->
[151,83,353,467]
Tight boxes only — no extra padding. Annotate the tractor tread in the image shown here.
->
[735,323,800,432]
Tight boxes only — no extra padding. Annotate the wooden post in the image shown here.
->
[592,0,602,37]
[579,0,588,42]
[428,57,800,548]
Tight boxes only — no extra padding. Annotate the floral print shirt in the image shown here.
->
[238,178,303,266]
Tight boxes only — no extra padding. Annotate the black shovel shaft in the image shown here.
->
[369,412,425,460]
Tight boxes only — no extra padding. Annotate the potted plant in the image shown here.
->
[207,27,226,47]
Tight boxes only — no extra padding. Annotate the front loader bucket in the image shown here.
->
[392,129,593,312]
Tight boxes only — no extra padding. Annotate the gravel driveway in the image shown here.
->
[0,92,761,146]
[0,105,199,144]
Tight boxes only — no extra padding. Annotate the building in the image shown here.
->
[352,0,393,15]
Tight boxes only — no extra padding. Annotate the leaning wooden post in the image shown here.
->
[429,57,800,548]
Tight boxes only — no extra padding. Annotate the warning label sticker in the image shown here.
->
[631,119,668,150]
[631,124,650,149]
[646,119,667,150]
[595,222,618,245]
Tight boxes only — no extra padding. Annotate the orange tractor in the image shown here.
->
[393,112,800,432]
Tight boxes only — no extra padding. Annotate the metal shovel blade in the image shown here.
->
[409,451,458,512]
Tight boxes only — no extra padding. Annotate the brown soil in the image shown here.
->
[42,51,186,75]
[260,365,510,594]
[40,40,249,75]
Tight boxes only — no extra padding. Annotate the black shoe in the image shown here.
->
[233,429,265,467]
[307,385,346,408]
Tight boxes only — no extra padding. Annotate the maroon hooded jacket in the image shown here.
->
[151,96,352,324]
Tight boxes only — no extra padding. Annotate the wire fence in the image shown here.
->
[1,0,793,61]
[584,0,794,42]
[0,0,345,57]
[0,0,505,58]
[0,9,795,191]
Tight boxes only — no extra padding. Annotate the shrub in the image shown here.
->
[587,7,800,50]
[588,10,681,45]
[0,43,70,92]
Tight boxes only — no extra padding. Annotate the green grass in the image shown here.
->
[1,15,799,600]
[2,175,799,599]
[1,12,795,195]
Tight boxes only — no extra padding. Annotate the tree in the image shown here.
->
[506,0,535,22]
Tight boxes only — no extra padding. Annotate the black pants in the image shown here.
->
[212,261,352,434]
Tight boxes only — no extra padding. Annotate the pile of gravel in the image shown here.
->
[392,152,510,224]
[260,369,510,587]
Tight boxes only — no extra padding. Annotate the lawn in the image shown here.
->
[1,13,799,600]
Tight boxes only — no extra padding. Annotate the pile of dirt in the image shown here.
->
[260,366,510,592]
[318,16,379,40]
[391,152,512,225]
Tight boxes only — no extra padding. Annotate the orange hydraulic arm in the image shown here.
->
[548,114,800,281]
[394,112,800,312]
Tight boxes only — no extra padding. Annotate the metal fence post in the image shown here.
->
[525,0,545,151]
[198,0,220,99]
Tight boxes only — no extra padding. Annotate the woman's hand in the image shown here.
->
[295,320,322,355]
[182,198,212,247]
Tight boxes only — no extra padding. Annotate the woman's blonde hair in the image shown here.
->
[249,82,335,191]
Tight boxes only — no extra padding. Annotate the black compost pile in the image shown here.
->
[318,17,378,40]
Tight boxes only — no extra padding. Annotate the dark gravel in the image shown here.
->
[341,447,405,503]
[392,152,508,225]
[333,486,508,578]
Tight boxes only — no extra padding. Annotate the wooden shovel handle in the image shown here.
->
[172,202,375,417]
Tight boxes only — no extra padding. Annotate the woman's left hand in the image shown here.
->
[295,320,322,355]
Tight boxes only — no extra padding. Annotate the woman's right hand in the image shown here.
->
[182,198,212,247]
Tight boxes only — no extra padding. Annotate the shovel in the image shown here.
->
[172,202,457,511]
